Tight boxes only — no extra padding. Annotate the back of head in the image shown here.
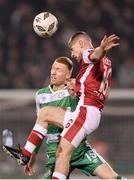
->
[54,57,73,73]
[68,31,92,48]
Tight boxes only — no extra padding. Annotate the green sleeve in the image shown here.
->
[70,96,78,111]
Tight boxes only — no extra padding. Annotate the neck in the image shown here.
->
[52,84,65,91]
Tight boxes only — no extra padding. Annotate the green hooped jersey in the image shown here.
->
[36,85,88,158]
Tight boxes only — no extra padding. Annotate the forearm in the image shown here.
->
[90,46,106,63]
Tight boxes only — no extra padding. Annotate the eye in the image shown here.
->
[69,48,72,52]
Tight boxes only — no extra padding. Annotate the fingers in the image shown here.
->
[112,42,120,46]
[101,35,107,45]
[102,35,107,42]
[67,79,75,90]
[104,42,120,50]
[101,34,120,50]
[108,34,117,39]
[104,34,119,42]
[107,34,120,48]
[107,34,120,43]
[24,165,35,176]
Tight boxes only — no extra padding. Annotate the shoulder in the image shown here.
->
[82,48,94,64]
[36,86,50,95]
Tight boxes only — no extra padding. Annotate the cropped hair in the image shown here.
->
[55,56,73,73]
[68,31,92,48]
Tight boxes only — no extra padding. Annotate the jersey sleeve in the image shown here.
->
[70,96,78,111]
[35,91,40,117]
[82,48,94,64]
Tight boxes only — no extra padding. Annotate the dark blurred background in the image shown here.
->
[0,0,134,179]
[0,0,134,89]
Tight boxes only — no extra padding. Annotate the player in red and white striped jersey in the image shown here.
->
[50,32,120,179]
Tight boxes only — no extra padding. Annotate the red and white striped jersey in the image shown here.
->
[76,49,112,110]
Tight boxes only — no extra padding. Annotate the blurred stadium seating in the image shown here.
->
[0,0,134,89]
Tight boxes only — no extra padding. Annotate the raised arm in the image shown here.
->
[90,34,120,63]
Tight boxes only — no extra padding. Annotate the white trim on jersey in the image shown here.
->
[35,91,40,116]
[78,64,94,106]
[38,89,69,104]
[82,49,93,64]
[36,89,69,104]
[48,85,67,94]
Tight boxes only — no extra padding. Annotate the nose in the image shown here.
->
[51,69,56,75]
[71,52,75,58]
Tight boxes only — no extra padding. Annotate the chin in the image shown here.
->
[76,58,81,63]
[50,80,54,84]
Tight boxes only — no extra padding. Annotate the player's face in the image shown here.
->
[69,41,82,62]
[50,62,70,86]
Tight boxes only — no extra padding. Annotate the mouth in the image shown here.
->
[72,55,77,59]
[51,77,56,80]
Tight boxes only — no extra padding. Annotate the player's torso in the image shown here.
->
[76,54,112,110]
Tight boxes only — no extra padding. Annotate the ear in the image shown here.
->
[79,39,84,48]
[66,71,71,80]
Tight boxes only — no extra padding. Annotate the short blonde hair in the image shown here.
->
[68,31,92,48]
[54,57,73,73]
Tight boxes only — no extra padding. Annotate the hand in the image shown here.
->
[100,34,120,51]
[24,164,35,176]
[66,78,76,98]
[24,153,36,176]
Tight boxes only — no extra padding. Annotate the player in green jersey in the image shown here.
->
[21,57,122,179]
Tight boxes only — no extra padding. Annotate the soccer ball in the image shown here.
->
[33,12,58,38]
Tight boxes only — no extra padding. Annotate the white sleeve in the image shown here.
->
[35,91,40,117]
[82,48,93,64]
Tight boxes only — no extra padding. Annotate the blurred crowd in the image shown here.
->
[0,0,133,89]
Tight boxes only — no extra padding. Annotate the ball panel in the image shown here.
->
[33,12,58,38]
